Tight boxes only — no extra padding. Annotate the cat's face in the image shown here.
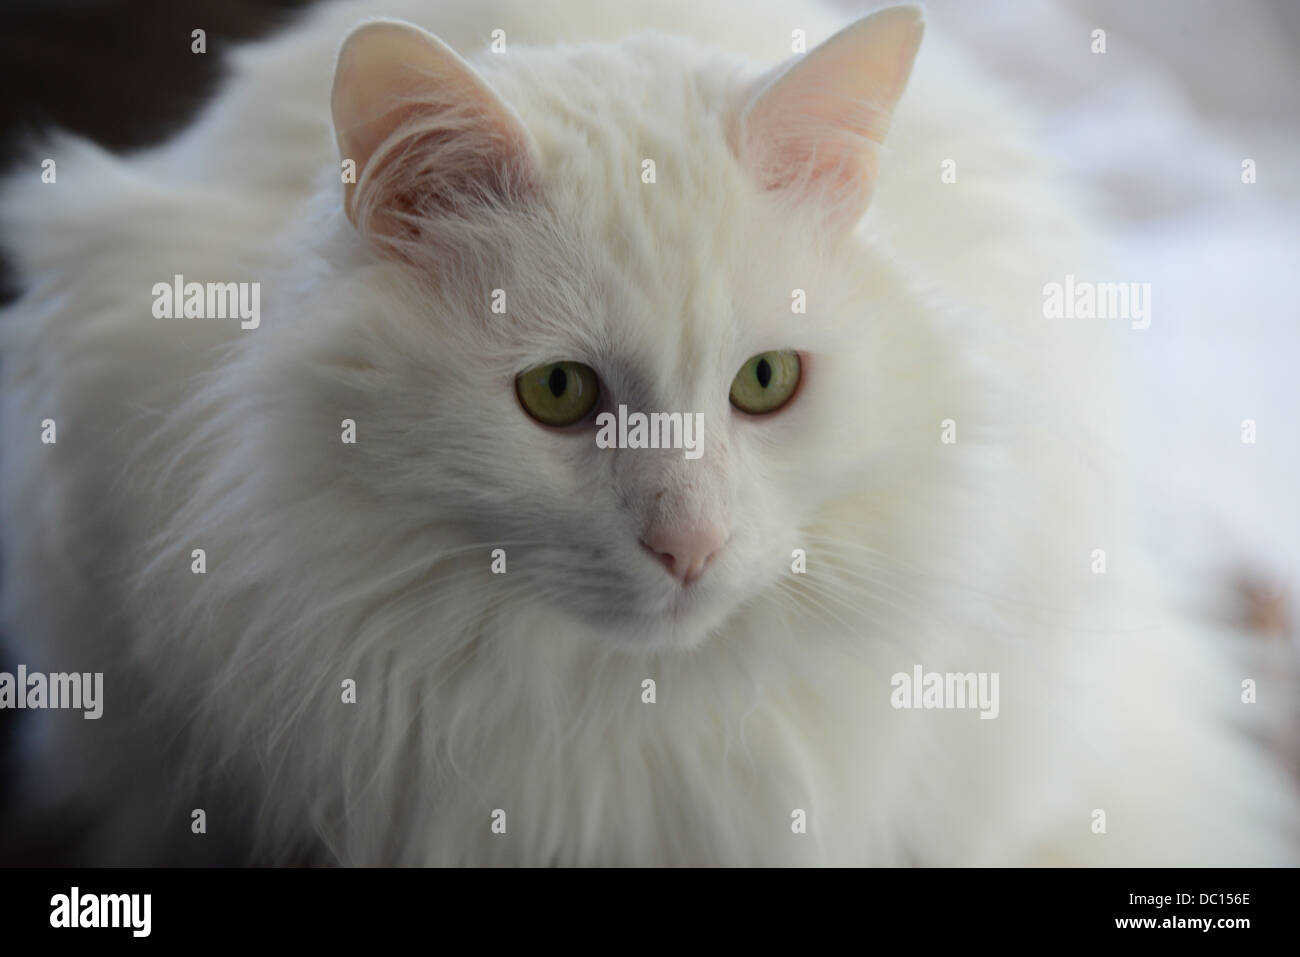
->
[325,11,926,650]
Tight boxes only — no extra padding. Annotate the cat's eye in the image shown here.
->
[729,351,801,414]
[516,360,601,426]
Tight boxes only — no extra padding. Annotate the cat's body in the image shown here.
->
[1,0,1294,864]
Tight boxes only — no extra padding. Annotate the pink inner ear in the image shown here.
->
[747,97,886,199]
[331,20,537,240]
[351,97,535,241]
[738,6,924,218]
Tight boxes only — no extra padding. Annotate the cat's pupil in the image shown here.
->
[548,366,568,398]
[756,358,772,389]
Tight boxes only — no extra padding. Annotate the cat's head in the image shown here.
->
[319,8,929,651]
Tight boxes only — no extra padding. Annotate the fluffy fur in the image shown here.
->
[1,0,1295,864]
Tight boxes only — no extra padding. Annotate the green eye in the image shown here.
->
[516,360,600,426]
[729,351,801,414]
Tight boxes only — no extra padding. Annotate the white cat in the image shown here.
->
[1,0,1294,865]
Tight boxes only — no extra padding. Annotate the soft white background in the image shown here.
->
[846,0,1299,632]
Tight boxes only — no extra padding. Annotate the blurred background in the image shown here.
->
[0,0,1296,861]
[922,0,1300,633]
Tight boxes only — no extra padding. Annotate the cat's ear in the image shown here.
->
[331,19,537,245]
[737,5,923,228]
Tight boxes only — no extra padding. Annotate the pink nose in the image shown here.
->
[642,522,729,585]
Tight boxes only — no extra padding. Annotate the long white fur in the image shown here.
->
[1,0,1295,864]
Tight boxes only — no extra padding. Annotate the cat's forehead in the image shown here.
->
[479,39,818,372]
[481,35,751,225]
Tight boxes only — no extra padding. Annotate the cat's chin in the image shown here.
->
[621,617,715,653]
[561,589,735,654]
